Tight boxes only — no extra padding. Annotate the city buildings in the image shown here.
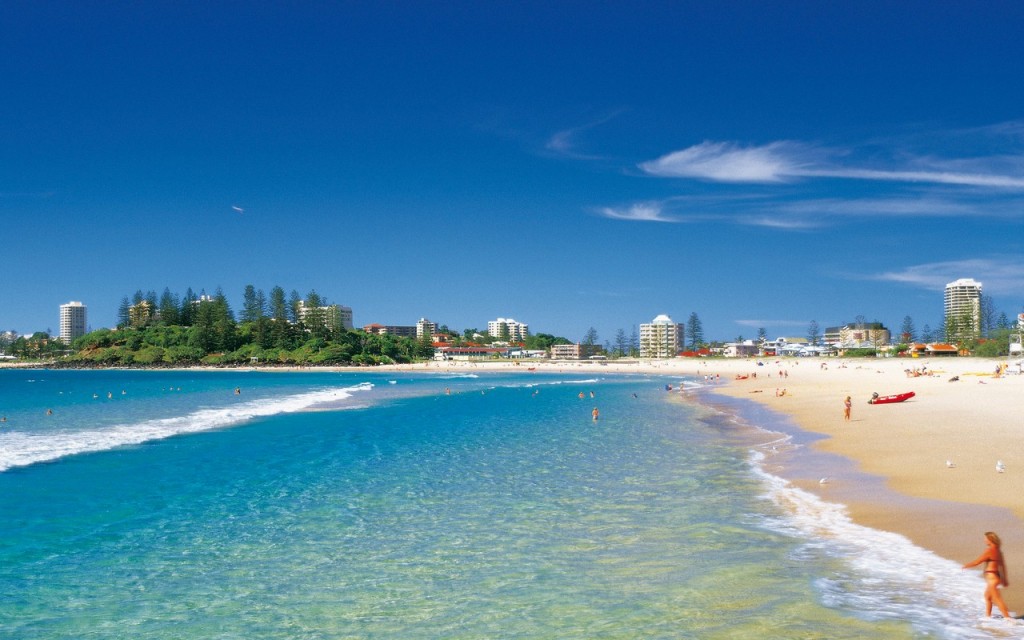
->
[944,278,982,341]
[639,314,682,359]
[59,301,87,343]
[487,318,529,342]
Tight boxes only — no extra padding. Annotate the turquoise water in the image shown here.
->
[0,369,1016,638]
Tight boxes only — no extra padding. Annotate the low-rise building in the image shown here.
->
[363,323,416,337]
[550,343,603,360]
[824,322,891,348]
[434,346,513,361]
[722,341,759,358]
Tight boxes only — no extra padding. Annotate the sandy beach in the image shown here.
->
[687,355,1024,613]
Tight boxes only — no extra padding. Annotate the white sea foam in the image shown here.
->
[750,451,1023,638]
[0,383,373,473]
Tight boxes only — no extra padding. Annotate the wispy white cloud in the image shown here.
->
[871,258,1024,295]
[639,137,1024,189]
[545,110,626,160]
[598,121,1024,233]
[597,192,1016,227]
[639,141,811,183]
[598,202,677,222]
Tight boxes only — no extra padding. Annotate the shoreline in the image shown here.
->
[6,356,1022,611]
[698,356,1024,613]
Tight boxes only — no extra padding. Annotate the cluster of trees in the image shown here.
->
[54,284,588,367]
[62,285,435,366]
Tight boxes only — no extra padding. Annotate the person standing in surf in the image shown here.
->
[963,531,1011,619]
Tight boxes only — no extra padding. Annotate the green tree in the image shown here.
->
[269,286,292,349]
[288,290,303,325]
[614,328,628,357]
[686,312,704,349]
[582,327,599,346]
[117,296,131,329]
[979,293,996,338]
[806,320,820,345]
[900,315,916,343]
[158,288,181,326]
[180,288,198,326]
[241,285,266,323]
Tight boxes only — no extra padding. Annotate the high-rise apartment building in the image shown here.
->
[944,278,982,341]
[59,301,87,344]
[639,314,682,358]
[487,318,529,341]
[416,318,437,339]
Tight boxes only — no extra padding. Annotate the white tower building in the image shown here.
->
[60,301,87,344]
[639,314,683,358]
[944,278,982,341]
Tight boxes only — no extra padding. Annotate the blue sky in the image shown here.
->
[3,2,1024,343]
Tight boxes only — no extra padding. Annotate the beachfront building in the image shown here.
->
[59,301,87,344]
[297,301,353,332]
[944,278,982,341]
[416,318,437,340]
[550,343,603,360]
[488,318,529,342]
[722,340,759,358]
[434,345,513,361]
[128,300,153,328]
[823,323,891,349]
[362,323,416,337]
[639,314,683,359]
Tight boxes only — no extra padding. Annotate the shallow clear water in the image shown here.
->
[0,369,1017,638]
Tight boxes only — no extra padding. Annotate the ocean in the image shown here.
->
[0,368,1018,638]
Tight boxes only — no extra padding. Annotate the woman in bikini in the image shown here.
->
[963,531,1011,619]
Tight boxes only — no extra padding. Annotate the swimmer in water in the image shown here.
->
[592,407,599,421]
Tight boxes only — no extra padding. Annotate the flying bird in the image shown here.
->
[232,205,244,214]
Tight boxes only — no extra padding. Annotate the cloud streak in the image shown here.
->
[640,139,1024,189]
[600,122,1024,229]
[871,258,1024,295]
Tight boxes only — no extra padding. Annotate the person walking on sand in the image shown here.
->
[963,531,1011,619]
[844,396,852,421]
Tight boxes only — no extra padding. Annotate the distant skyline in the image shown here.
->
[3,2,1024,343]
